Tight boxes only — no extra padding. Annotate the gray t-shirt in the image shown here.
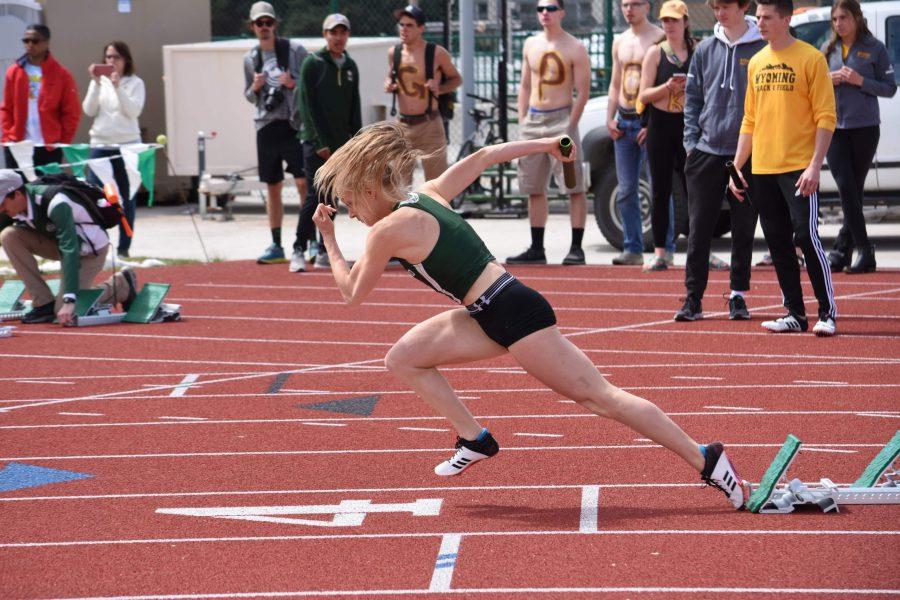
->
[243,39,308,130]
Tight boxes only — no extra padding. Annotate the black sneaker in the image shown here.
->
[21,301,55,324]
[562,247,585,265]
[505,247,546,265]
[120,268,139,311]
[674,297,703,322]
[434,431,500,476]
[700,442,747,509]
[728,295,750,320]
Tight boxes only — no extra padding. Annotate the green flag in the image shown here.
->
[62,144,90,178]
[35,162,62,175]
[137,147,157,206]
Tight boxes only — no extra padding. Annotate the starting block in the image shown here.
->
[74,283,181,327]
[0,279,60,320]
[747,431,900,514]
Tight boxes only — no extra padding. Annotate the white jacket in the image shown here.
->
[82,74,145,145]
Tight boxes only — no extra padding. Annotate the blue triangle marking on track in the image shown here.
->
[0,462,93,492]
[298,395,380,416]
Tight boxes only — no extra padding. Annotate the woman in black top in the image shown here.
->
[638,0,694,271]
[823,0,897,274]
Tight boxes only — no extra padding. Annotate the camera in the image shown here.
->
[263,87,284,112]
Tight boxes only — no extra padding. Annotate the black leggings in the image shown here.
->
[645,106,687,249]
[826,126,879,254]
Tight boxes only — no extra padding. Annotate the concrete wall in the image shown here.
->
[40,0,211,198]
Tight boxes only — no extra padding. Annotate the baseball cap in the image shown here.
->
[249,1,276,21]
[0,170,24,204]
[323,13,351,31]
[659,0,689,19]
[395,4,426,25]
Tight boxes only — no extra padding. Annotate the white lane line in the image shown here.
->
[14,380,73,385]
[5,442,886,462]
[634,438,652,442]
[801,448,858,454]
[579,485,600,533]
[458,396,480,400]
[428,533,462,592]
[158,416,207,421]
[58,412,105,417]
[672,376,723,381]
[557,400,577,404]
[399,427,449,433]
[704,406,764,412]
[169,374,200,397]
[3,528,897,549]
[514,433,564,438]
[4,409,899,431]
[794,380,848,386]
[301,422,347,428]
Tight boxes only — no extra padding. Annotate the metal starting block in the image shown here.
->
[74,283,181,327]
[0,279,60,321]
[747,431,900,514]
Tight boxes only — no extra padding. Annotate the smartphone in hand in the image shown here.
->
[90,64,115,78]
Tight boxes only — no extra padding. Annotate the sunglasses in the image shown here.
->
[22,38,43,44]
[536,5,561,12]
[254,18,275,27]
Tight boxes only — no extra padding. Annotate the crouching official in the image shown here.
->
[0,170,137,325]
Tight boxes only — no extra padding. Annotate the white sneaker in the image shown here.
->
[315,252,331,269]
[700,441,747,510]
[813,317,836,337]
[434,432,499,476]
[761,314,808,333]
[289,249,306,273]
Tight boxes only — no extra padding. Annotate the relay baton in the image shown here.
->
[103,183,134,237]
[558,137,577,190]
[725,161,745,191]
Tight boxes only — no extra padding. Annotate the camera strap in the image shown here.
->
[254,37,291,75]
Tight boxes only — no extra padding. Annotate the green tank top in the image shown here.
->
[393,192,495,303]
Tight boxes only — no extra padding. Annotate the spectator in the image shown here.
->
[385,4,461,181]
[675,0,763,322]
[506,0,591,266]
[607,0,664,265]
[0,170,136,325]
[82,40,145,259]
[242,1,309,270]
[1,24,80,171]
[730,0,837,336]
[823,0,896,274]
[637,0,694,272]
[296,13,362,268]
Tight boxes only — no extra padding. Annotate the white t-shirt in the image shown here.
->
[24,63,44,144]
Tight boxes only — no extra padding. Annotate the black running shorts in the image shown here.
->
[256,120,305,184]
[467,273,557,348]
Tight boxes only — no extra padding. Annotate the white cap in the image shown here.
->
[323,13,350,31]
[0,170,24,203]
[249,1,276,21]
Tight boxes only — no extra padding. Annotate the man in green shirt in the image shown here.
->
[294,13,362,268]
[0,170,136,325]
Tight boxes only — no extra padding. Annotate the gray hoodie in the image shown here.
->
[683,17,766,156]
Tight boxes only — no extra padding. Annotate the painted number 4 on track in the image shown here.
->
[156,498,443,527]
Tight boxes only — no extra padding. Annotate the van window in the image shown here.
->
[794,20,832,51]
[888,16,900,84]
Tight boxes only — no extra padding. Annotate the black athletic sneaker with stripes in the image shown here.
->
[700,441,747,509]
[434,432,500,476]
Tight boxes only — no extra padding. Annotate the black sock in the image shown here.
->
[531,227,545,250]
[571,227,584,250]
[271,227,282,247]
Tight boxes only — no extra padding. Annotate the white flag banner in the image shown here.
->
[87,157,117,194]
[120,144,148,200]
[8,141,36,181]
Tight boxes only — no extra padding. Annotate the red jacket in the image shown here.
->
[1,52,81,146]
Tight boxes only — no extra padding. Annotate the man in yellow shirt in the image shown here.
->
[729,0,837,337]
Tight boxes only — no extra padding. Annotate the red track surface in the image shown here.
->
[1,261,898,599]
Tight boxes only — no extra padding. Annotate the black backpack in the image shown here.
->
[390,42,455,121]
[252,37,291,74]
[30,173,121,231]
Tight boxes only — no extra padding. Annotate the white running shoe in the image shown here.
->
[761,314,808,333]
[434,432,499,476]
[289,249,306,273]
[700,442,747,510]
[813,318,836,337]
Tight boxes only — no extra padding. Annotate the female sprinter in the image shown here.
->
[312,122,746,509]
